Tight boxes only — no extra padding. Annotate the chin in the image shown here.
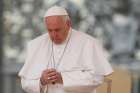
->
[53,40,63,44]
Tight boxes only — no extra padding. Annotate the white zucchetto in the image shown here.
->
[44,5,68,17]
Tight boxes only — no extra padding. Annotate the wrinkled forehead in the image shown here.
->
[45,16,67,29]
[45,16,66,24]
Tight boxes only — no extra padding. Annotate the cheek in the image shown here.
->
[48,32,54,39]
[59,31,66,38]
[56,33,63,39]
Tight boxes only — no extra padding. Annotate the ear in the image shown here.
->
[66,20,72,27]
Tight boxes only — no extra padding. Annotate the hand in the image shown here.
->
[40,68,63,85]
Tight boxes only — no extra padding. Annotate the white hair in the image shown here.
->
[62,15,70,22]
[44,15,71,26]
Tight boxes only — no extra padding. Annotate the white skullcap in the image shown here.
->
[44,5,68,17]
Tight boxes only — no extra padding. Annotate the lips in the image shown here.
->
[53,36,61,40]
[53,38,61,42]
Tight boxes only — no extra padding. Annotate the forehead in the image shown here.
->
[45,16,65,24]
[45,16,66,30]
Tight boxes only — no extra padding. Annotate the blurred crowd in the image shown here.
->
[3,0,140,67]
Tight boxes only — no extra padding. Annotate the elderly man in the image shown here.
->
[18,6,113,93]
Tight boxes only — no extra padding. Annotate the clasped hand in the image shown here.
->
[40,68,63,85]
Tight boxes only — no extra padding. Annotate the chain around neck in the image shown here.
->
[47,30,72,70]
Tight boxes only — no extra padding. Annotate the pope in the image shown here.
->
[18,5,113,93]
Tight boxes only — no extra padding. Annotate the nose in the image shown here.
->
[51,31,58,38]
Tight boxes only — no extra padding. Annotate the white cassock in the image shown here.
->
[18,28,113,93]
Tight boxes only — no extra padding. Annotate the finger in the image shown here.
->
[44,77,54,84]
[44,77,56,84]
[50,79,57,83]
[55,72,61,78]
[49,73,61,81]
[49,75,57,80]
[42,70,56,77]
[42,70,47,75]
[44,69,57,74]
[47,72,57,77]
[44,73,57,81]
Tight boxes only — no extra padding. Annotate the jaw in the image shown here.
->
[51,38,65,44]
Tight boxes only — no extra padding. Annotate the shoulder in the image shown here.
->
[72,29,98,44]
[28,33,49,47]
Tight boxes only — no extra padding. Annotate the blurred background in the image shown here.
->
[1,0,140,93]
